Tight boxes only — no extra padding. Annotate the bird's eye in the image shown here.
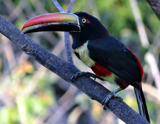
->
[82,18,87,23]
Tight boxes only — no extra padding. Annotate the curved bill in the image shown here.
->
[21,13,80,33]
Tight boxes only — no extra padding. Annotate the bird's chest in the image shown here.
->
[72,41,116,83]
[73,41,95,67]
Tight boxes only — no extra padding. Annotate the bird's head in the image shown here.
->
[21,12,109,41]
[70,12,109,41]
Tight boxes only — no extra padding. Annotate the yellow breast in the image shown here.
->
[73,41,95,67]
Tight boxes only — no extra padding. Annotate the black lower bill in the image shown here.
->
[23,24,80,34]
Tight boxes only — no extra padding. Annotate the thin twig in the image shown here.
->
[145,52,160,91]
[64,0,75,62]
[34,84,78,124]
[52,0,65,12]
[64,32,73,63]
[46,86,78,124]
[66,0,75,13]
[130,0,150,48]
[52,0,74,63]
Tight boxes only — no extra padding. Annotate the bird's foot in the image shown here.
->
[71,72,99,82]
[102,88,122,110]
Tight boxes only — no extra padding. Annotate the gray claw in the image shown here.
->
[71,72,98,82]
[102,88,122,110]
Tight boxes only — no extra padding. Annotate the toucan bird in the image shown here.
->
[21,12,150,123]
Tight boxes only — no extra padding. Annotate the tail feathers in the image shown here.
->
[134,88,150,123]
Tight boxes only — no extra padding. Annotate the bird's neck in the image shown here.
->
[71,34,87,49]
[71,31,109,49]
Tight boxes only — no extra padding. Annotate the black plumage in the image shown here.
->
[88,35,141,88]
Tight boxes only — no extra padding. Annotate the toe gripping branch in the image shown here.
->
[71,72,123,110]
[102,87,122,110]
[71,71,100,82]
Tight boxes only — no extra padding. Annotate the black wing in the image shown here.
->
[88,35,141,88]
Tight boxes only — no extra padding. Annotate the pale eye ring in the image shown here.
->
[82,18,86,23]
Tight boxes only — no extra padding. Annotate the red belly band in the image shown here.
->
[91,63,112,77]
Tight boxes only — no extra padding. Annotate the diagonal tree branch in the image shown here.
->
[64,0,76,63]
[145,0,160,20]
[0,15,150,124]
[52,0,65,12]
[52,0,74,63]
[66,0,75,13]
[64,32,73,63]
[130,0,150,48]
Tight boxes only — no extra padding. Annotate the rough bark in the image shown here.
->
[146,0,160,20]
